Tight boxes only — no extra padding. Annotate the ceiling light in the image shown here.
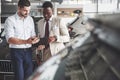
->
[5,0,12,2]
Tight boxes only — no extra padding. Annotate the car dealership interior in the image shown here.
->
[0,0,120,80]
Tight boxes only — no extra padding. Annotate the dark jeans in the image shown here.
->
[10,48,33,80]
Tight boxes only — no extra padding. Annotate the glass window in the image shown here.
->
[98,0,118,12]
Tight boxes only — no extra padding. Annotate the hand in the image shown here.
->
[31,37,40,44]
[26,37,39,44]
[48,36,57,43]
[37,45,45,50]
[26,38,33,44]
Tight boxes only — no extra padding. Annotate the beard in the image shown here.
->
[20,12,28,18]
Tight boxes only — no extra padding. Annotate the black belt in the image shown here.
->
[10,48,31,51]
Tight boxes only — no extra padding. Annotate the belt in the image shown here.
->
[10,48,31,51]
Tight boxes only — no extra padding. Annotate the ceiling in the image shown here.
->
[1,0,63,16]
[1,0,63,3]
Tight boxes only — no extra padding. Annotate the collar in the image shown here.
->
[15,12,28,20]
[44,15,53,22]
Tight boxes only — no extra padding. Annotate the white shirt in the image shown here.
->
[4,13,36,48]
[37,16,53,38]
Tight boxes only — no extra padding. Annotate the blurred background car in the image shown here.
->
[28,13,120,80]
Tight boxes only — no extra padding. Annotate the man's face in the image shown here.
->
[18,6,31,18]
[43,7,53,20]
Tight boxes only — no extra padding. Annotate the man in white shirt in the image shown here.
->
[4,0,39,80]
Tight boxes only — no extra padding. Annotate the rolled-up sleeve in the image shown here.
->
[4,18,14,42]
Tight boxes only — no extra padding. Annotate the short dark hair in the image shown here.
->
[42,1,53,8]
[18,0,31,8]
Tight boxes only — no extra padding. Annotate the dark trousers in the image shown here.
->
[10,48,33,80]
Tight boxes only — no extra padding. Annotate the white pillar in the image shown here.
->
[53,2,57,16]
